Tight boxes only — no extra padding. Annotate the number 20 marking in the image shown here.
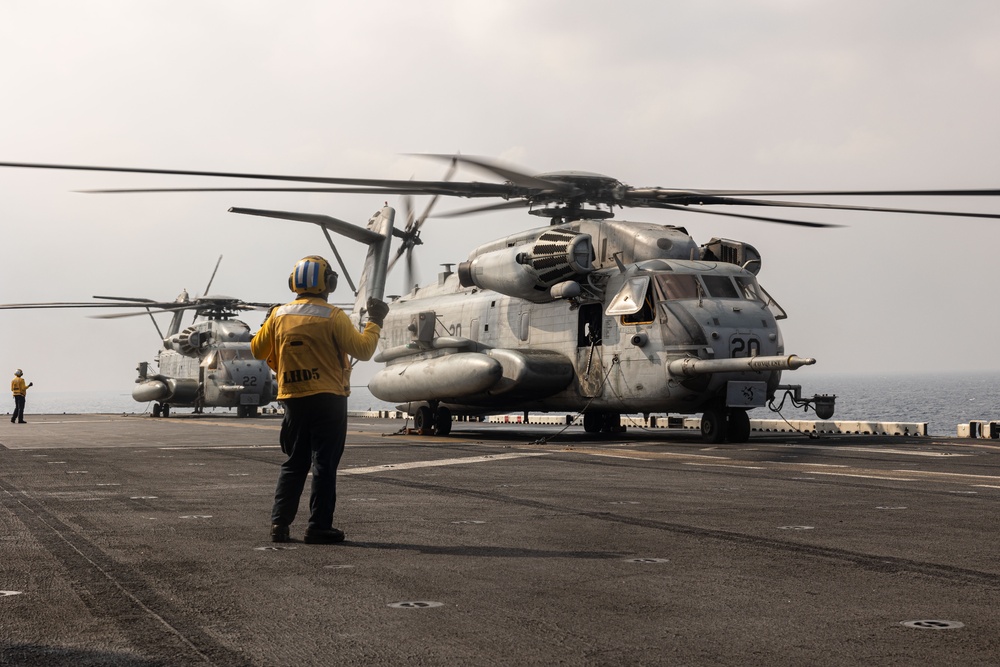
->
[731,337,761,358]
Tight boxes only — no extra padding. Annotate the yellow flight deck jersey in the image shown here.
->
[11,377,28,396]
[250,295,381,400]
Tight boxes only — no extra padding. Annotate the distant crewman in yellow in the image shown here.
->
[10,369,33,424]
[251,256,388,544]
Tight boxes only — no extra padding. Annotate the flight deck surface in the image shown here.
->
[1,415,998,665]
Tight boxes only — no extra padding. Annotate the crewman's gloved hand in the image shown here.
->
[366,297,389,327]
[28,382,33,387]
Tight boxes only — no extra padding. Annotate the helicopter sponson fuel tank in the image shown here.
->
[132,376,200,404]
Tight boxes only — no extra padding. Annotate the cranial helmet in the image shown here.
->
[14,369,22,377]
[288,255,338,295]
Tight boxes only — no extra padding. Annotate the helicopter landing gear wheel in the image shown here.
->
[583,412,602,434]
[435,406,452,436]
[601,412,624,434]
[162,404,171,418]
[726,409,751,443]
[414,406,435,436]
[152,403,161,418]
[700,408,727,444]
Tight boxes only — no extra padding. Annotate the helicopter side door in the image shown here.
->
[575,302,605,398]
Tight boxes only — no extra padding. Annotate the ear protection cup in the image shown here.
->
[288,256,338,294]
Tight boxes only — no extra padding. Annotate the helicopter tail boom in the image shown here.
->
[667,355,815,378]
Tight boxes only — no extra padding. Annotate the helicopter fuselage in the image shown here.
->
[368,218,804,436]
[133,318,276,415]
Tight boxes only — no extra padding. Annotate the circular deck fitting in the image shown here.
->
[901,620,964,630]
[625,558,670,564]
[130,496,158,500]
[778,525,815,530]
[389,601,444,609]
[609,501,640,505]
[323,564,355,570]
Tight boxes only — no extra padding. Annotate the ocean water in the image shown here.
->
[7,372,999,437]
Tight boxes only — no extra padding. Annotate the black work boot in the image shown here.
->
[270,524,290,543]
[304,528,345,544]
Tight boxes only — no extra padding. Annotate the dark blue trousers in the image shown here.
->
[271,393,347,530]
[11,396,25,422]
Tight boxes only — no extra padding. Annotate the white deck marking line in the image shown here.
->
[566,448,729,462]
[771,444,971,458]
[894,469,1000,481]
[339,452,549,475]
[810,471,916,481]
[773,462,849,468]
[160,445,280,450]
[682,463,766,470]
[974,485,1000,489]
[580,452,654,461]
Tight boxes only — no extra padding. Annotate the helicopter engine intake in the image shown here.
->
[457,230,594,302]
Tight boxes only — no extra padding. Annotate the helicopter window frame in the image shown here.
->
[621,284,655,326]
[702,274,741,299]
[758,284,788,320]
[734,276,764,302]
[655,273,700,300]
[605,276,651,317]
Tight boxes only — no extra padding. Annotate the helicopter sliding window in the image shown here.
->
[606,276,650,317]
[701,275,740,299]
[655,274,700,300]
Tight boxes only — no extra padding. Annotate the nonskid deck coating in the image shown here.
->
[2,414,999,666]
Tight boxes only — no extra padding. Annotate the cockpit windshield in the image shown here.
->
[702,275,740,299]
[655,274,700,300]
[655,272,770,303]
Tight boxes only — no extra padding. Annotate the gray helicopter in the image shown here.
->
[0,276,279,417]
[3,155,1000,440]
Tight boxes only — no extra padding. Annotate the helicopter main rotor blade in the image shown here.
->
[202,255,223,295]
[627,186,1000,200]
[420,154,577,194]
[665,196,1000,220]
[432,200,533,218]
[647,202,843,228]
[0,301,181,310]
[91,295,159,303]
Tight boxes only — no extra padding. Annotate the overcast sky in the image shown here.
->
[2,1,999,397]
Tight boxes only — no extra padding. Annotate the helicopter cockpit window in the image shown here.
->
[702,275,740,299]
[655,274,700,300]
[734,276,762,302]
[758,284,788,320]
[605,276,651,316]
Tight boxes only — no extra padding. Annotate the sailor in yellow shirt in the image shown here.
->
[251,256,388,545]
[10,369,32,424]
